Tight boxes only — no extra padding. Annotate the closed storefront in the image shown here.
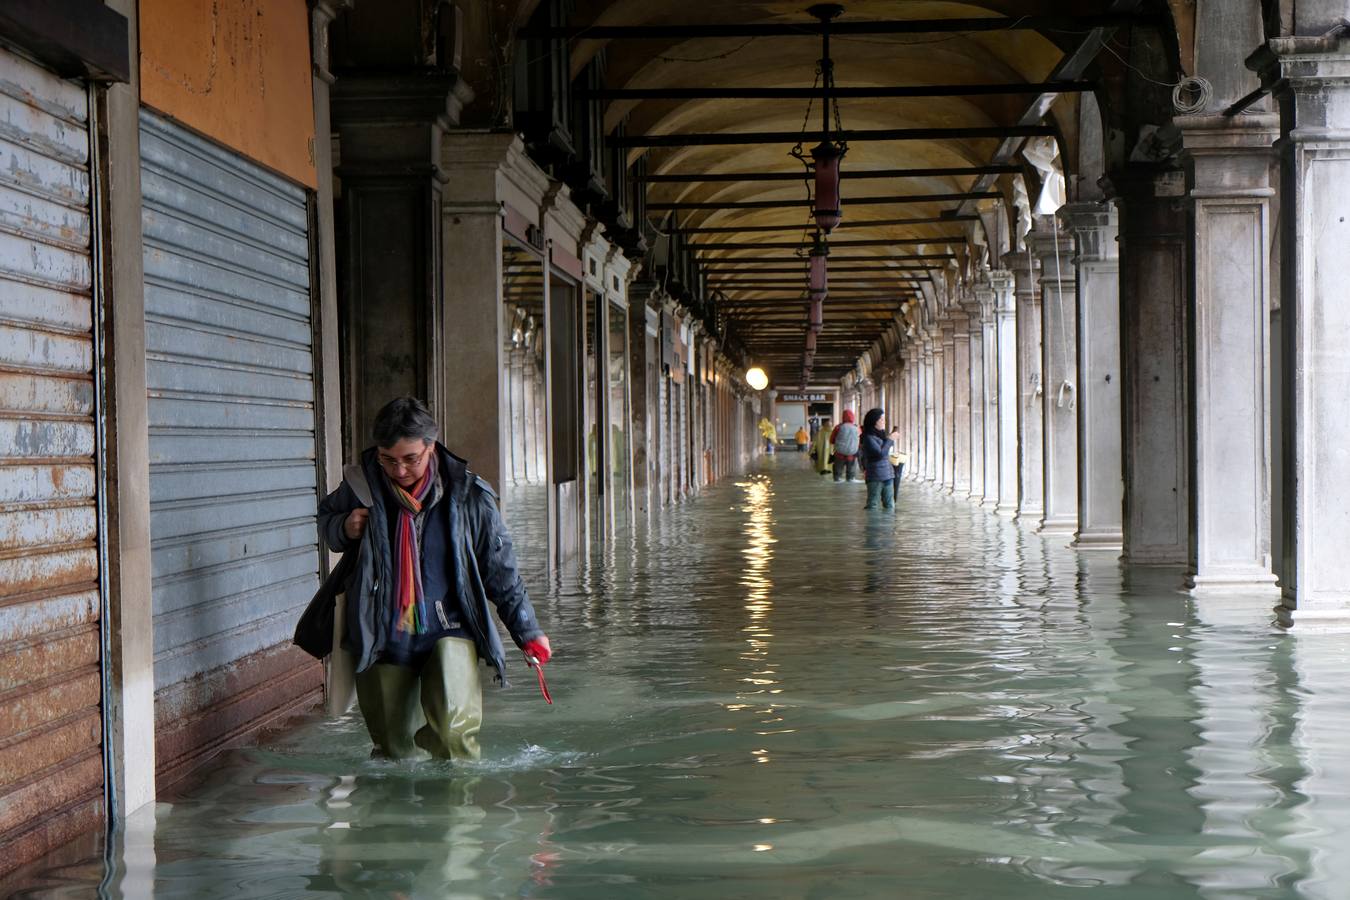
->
[0,48,104,874]
[139,111,322,781]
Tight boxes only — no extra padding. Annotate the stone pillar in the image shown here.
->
[1174,114,1282,593]
[628,286,657,520]
[992,270,1020,515]
[1117,170,1191,565]
[905,359,917,477]
[952,313,973,495]
[925,336,940,482]
[977,287,999,504]
[438,134,548,493]
[1254,33,1350,628]
[1062,202,1124,550]
[103,0,157,817]
[1010,249,1044,522]
[967,302,987,502]
[1031,226,1079,534]
[938,321,955,489]
[333,72,469,456]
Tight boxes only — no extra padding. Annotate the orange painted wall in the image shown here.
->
[140,0,317,189]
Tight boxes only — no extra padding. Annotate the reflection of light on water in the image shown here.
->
[738,477,776,655]
[724,477,780,730]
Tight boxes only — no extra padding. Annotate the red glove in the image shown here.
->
[523,636,552,666]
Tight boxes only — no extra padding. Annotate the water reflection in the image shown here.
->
[11,461,1350,899]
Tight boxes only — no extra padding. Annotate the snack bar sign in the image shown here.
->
[778,392,830,402]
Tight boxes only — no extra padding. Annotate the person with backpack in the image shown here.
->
[859,407,896,510]
[830,409,861,482]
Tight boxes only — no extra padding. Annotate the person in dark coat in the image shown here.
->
[317,397,550,760]
[858,407,895,510]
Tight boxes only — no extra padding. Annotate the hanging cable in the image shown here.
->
[1050,216,1075,411]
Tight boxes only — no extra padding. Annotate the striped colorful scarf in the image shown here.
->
[389,466,435,634]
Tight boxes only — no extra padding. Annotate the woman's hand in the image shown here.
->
[343,508,369,541]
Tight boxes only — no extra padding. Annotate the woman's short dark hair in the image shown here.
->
[372,397,439,448]
[862,407,885,432]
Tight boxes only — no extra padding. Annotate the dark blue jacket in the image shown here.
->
[317,444,543,685]
[859,431,895,482]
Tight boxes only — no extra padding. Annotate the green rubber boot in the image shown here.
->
[355,662,431,760]
[414,637,483,760]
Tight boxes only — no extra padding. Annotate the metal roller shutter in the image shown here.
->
[138,111,321,764]
[0,48,104,875]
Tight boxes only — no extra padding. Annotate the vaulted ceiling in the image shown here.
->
[549,1,1176,385]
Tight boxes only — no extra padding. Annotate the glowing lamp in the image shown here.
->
[746,366,769,391]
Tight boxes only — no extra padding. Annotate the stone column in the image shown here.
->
[907,348,918,477]
[1032,226,1079,534]
[952,312,973,495]
[1175,114,1282,593]
[977,287,999,507]
[925,335,940,482]
[438,134,549,493]
[1116,169,1190,565]
[1010,249,1045,522]
[992,270,1020,515]
[1254,33,1350,628]
[941,321,958,490]
[333,72,469,456]
[1062,202,1124,550]
[966,304,987,502]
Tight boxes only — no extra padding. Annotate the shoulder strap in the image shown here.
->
[343,463,375,507]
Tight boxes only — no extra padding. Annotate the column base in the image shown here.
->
[1014,505,1043,525]
[1186,570,1280,597]
[1190,595,1279,628]
[1276,602,1350,633]
[1071,530,1124,551]
[1121,548,1189,567]
[1037,516,1078,535]
[995,502,1018,517]
[979,496,998,508]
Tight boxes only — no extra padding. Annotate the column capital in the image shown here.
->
[989,269,1016,315]
[1176,113,1280,197]
[1027,229,1076,285]
[1058,201,1119,263]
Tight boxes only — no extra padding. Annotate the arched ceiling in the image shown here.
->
[556,1,1163,385]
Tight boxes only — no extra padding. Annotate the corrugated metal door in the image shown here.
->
[0,49,104,874]
[139,111,321,764]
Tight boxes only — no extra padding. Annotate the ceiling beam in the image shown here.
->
[523,15,1157,39]
[702,264,939,274]
[699,253,954,263]
[694,237,963,250]
[651,193,998,211]
[611,125,1054,149]
[583,83,1094,101]
[677,215,980,233]
[638,165,1019,183]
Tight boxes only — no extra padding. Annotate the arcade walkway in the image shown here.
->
[14,457,1350,899]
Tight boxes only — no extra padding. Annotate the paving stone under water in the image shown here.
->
[12,454,1350,899]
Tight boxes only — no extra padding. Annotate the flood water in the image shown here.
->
[13,454,1350,898]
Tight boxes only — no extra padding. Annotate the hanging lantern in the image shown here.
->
[791,5,847,233]
[808,237,828,300]
[805,329,817,352]
[808,297,824,332]
[811,141,843,233]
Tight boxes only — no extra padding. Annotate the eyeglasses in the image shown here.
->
[377,445,431,473]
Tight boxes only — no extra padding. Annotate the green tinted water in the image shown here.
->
[14,456,1350,898]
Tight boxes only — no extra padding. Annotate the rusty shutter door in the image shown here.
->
[139,111,321,776]
[0,49,104,875]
